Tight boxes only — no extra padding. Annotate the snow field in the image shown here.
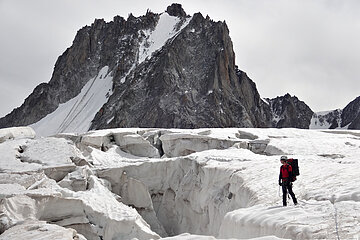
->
[0,127,359,239]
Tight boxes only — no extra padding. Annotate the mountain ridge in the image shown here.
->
[0,4,359,134]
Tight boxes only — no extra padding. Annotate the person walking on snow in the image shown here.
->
[279,156,297,206]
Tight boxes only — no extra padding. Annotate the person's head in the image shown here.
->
[280,156,288,165]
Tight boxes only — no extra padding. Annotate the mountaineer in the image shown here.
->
[279,156,298,206]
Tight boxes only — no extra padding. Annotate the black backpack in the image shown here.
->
[287,158,300,181]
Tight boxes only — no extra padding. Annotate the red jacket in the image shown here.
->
[279,164,292,180]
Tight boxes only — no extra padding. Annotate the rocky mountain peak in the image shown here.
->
[89,9,267,130]
[1,4,358,134]
[266,94,313,128]
[166,3,187,17]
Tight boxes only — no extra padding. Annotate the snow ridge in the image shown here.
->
[138,13,192,63]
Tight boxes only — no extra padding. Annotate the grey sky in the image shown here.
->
[0,0,359,118]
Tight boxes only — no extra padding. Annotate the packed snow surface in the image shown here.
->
[30,66,113,136]
[0,127,359,240]
[0,126,35,143]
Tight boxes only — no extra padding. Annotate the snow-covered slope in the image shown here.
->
[310,97,360,130]
[0,126,359,239]
[138,13,192,63]
[30,66,113,136]
[310,109,342,129]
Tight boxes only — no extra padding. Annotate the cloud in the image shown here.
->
[226,0,360,111]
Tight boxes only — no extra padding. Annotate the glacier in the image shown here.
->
[0,126,359,239]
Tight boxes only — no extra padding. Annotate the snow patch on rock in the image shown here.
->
[310,109,342,129]
[139,13,192,63]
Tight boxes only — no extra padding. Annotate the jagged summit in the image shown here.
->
[265,94,313,129]
[166,3,187,17]
[0,4,358,135]
[0,4,273,136]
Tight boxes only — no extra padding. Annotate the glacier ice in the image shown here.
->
[0,126,360,239]
[0,126,35,143]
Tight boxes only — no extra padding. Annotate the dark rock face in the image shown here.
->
[266,94,314,129]
[341,96,360,129]
[166,3,187,17]
[234,69,272,128]
[91,12,271,129]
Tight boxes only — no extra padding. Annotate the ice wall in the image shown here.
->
[0,126,35,143]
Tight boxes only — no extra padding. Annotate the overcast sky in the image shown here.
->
[0,0,359,118]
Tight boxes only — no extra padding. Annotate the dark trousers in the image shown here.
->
[282,181,297,206]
